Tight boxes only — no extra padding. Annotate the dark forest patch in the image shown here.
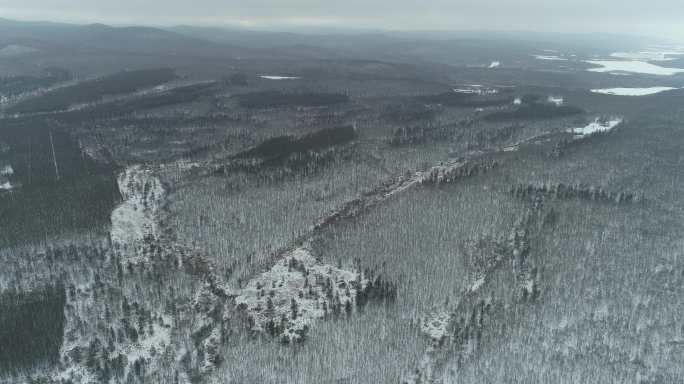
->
[415,92,513,108]
[219,125,358,175]
[233,91,349,109]
[0,118,120,246]
[0,68,71,99]
[55,82,218,122]
[235,125,356,163]
[0,285,66,373]
[380,103,436,123]
[6,68,177,114]
[484,103,584,121]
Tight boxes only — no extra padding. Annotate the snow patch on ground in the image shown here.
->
[488,61,500,68]
[119,317,172,379]
[0,164,15,191]
[568,118,623,139]
[469,276,486,292]
[547,96,564,106]
[0,163,14,190]
[591,87,679,96]
[110,165,164,256]
[235,247,368,342]
[453,85,498,95]
[259,75,301,80]
[53,364,99,384]
[1,164,14,176]
[421,312,451,343]
[0,180,13,190]
[586,60,684,75]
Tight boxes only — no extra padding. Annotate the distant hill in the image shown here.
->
[0,18,265,60]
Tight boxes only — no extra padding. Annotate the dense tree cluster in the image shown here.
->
[419,159,499,185]
[0,285,66,373]
[0,68,70,100]
[6,68,177,114]
[510,182,645,204]
[415,92,513,108]
[484,103,584,121]
[232,91,349,109]
[55,82,218,123]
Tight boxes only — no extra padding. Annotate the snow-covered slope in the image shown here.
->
[110,166,164,257]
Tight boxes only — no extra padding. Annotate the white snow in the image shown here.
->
[1,164,14,176]
[119,318,172,378]
[591,87,679,96]
[547,96,564,106]
[421,311,451,343]
[235,247,368,342]
[469,276,486,292]
[110,166,164,254]
[453,88,480,94]
[533,55,567,61]
[568,118,623,138]
[259,75,301,80]
[513,97,522,105]
[586,60,684,76]
[454,86,498,95]
[53,365,99,384]
[0,164,14,190]
[488,61,500,69]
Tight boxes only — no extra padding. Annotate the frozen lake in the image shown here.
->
[591,87,679,96]
[533,55,567,61]
[259,75,301,80]
[610,50,684,62]
[586,60,684,76]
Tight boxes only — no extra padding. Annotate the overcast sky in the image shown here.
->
[2,0,684,40]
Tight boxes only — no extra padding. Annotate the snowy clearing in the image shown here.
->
[568,118,623,139]
[235,247,368,342]
[591,87,679,96]
[110,165,164,254]
[488,61,500,68]
[259,75,301,80]
[421,311,451,343]
[586,60,684,75]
